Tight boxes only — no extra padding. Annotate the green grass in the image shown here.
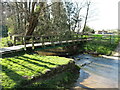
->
[27,71,79,89]
[84,41,117,55]
[84,35,119,55]
[92,34,102,37]
[1,54,72,88]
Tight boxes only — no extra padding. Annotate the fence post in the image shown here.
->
[40,36,42,43]
[66,35,68,43]
[32,36,34,49]
[42,36,45,47]
[72,34,74,42]
[77,34,79,40]
[110,34,111,44]
[59,35,62,44]
[13,36,16,46]
[21,36,24,45]
[52,36,55,46]
[23,36,26,50]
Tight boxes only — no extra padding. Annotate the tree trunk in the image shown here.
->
[25,2,42,36]
[25,2,56,36]
[25,16,38,36]
[82,1,90,34]
[15,3,20,34]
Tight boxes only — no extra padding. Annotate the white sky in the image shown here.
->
[88,0,119,30]
[74,0,119,30]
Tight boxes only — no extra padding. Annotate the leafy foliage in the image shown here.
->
[0,37,13,47]
[84,26,95,33]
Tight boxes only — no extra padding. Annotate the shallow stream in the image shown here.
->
[72,54,119,89]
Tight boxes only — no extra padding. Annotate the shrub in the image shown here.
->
[0,37,13,47]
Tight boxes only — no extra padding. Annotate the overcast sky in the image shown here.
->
[72,0,119,30]
[85,0,119,30]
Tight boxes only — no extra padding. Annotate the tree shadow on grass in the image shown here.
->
[7,59,36,72]
[15,57,51,69]
[2,65,27,88]
[21,56,60,66]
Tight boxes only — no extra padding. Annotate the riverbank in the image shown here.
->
[100,41,120,60]
[83,35,119,56]
[83,42,118,56]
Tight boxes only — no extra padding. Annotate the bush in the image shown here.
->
[0,36,13,47]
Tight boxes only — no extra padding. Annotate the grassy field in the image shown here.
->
[1,54,72,88]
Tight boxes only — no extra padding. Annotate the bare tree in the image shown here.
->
[82,1,91,34]
[65,0,92,34]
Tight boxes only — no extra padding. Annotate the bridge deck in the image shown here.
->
[0,38,92,55]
